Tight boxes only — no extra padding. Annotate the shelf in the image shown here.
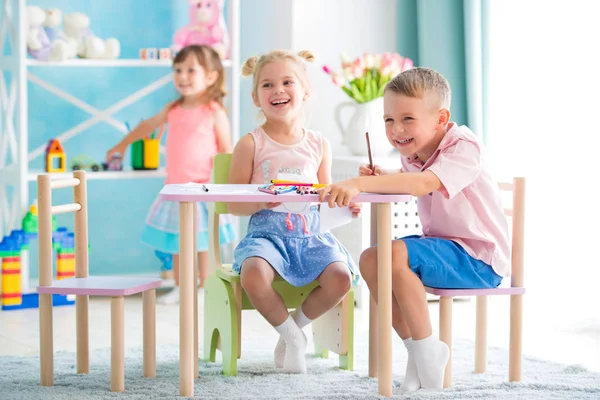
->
[27,168,166,181]
[26,58,233,68]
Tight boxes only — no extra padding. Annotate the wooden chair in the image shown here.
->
[36,171,162,392]
[429,177,526,387]
[203,153,355,375]
[368,177,526,388]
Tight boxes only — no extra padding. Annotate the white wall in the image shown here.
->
[291,0,398,155]
[240,0,294,135]
[487,0,600,326]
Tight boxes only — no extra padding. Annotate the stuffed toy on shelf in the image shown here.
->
[173,0,229,59]
[26,5,52,60]
[64,12,120,59]
[43,8,77,61]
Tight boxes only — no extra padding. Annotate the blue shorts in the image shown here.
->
[400,235,502,289]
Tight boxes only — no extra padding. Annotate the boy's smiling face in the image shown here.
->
[383,91,450,161]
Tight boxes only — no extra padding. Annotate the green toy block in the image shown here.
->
[21,212,37,233]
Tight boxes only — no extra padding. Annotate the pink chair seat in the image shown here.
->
[37,276,162,297]
[425,286,526,297]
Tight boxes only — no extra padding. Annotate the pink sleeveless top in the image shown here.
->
[165,102,219,184]
[249,127,324,184]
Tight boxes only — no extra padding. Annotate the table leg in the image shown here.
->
[377,203,392,397]
[193,203,199,379]
[368,203,378,378]
[179,202,194,397]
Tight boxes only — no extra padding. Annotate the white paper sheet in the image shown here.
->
[319,205,353,233]
[271,172,314,215]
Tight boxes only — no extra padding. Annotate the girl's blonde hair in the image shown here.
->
[385,67,451,110]
[241,49,315,98]
[173,45,226,108]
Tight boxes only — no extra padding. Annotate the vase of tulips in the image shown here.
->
[323,52,413,156]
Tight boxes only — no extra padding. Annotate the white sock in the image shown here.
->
[274,315,307,374]
[274,308,310,368]
[399,338,420,392]
[158,286,180,305]
[412,335,449,390]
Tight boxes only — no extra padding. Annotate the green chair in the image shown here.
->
[203,153,355,375]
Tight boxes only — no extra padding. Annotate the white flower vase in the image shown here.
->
[335,97,392,157]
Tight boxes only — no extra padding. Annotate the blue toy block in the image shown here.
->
[1,293,74,311]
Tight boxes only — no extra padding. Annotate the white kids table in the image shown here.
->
[158,183,411,397]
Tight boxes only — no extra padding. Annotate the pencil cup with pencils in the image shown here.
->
[131,125,164,170]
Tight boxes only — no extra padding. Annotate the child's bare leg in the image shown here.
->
[240,257,307,373]
[239,257,286,325]
[274,262,351,368]
[360,247,419,391]
[359,247,411,338]
[302,262,351,319]
[275,262,350,370]
[197,251,209,288]
[389,241,449,390]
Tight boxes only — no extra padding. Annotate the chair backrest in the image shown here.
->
[213,153,232,215]
[498,177,526,288]
[208,153,232,271]
[37,171,89,287]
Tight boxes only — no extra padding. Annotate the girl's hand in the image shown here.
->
[106,143,126,163]
[318,178,361,208]
[349,202,362,218]
[359,164,384,176]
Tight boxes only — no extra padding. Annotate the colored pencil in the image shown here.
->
[366,131,374,172]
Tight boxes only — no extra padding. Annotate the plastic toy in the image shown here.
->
[103,154,123,171]
[70,154,102,172]
[45,139,66,173]
[173,0,229,59]
[0,201,75,311]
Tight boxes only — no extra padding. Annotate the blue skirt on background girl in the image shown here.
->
[142,196,237,254]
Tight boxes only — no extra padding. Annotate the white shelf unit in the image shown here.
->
[0,0,241,298]
[26,59,233,68]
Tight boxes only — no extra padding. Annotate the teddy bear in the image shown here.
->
[173,0,229,59]
[63,12,120,59]
[43,8,78,61]
[26,5,52,61]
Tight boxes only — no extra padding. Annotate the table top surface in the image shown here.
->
[159,183,411,203]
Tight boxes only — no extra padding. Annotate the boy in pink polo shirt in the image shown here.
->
[319,67,510,392]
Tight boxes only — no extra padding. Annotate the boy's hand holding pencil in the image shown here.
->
[359,164,384,176]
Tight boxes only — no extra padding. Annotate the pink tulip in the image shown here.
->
[332,73,346,87]
[343,66,354,81]
[322,65,333,75]
[352,65,364,79]
[373,53,383,69]
[354,55,366,70]
[381,52,394,67]
[365,53,375,69]
[340,52,351,68]
[400,57,414,71]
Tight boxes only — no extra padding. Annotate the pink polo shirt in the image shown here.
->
[401,123,511,277]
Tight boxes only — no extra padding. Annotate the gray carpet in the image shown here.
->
[1,333,599,399]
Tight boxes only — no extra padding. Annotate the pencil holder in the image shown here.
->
[131,125,164,170]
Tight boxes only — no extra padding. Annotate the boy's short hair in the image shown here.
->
[385,67,452,110]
